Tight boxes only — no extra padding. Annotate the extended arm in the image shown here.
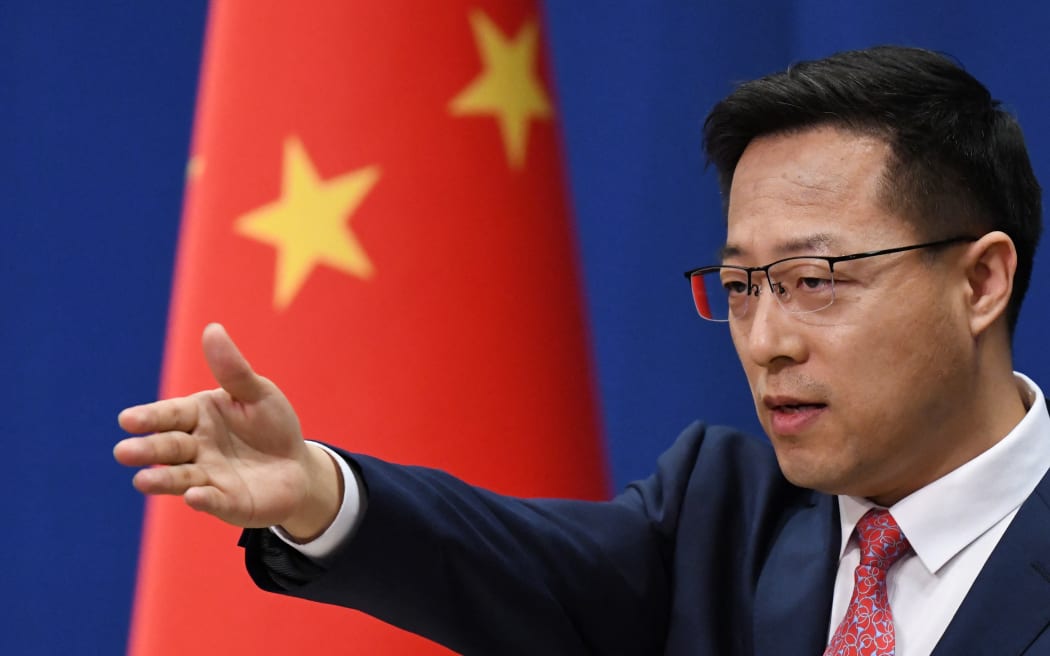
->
[115,323,708,655]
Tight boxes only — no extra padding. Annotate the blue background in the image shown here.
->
[4,1,1049,653]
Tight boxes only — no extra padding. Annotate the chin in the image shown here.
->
[773,454,850,494]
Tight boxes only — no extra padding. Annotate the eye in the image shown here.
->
[723,280,749,296]
[718,269,750,297]
[798,276,832,291]
[776,260,833,294]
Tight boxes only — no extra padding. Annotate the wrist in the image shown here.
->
[279,444,344,542]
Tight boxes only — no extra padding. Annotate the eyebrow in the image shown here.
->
[719,233,836,262]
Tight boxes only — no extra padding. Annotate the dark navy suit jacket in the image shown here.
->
[242,422,1050,655]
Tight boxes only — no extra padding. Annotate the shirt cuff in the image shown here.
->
[269,441,363,561]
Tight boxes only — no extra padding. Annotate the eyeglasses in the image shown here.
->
[683,235,978,322]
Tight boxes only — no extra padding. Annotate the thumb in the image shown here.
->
[201,323,267,403]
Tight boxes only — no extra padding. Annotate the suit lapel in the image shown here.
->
[753,492,839,656]
[932,479,1050,655]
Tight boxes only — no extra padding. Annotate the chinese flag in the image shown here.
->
[128,1,608,654]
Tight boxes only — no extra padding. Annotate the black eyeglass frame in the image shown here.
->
[682,234,979,321]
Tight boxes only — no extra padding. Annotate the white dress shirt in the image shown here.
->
[276,374,1050,655]
[270,441,362,561]
[828,373,1050,655]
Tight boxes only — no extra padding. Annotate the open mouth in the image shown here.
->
[773,403,826,413]
[764,399,828,434]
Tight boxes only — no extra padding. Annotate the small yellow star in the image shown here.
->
[186,155,205,180]
[449,10,553,170]
[235,137,380,310]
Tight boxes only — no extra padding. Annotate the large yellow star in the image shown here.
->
[449,10,553,170]
[235,137,380,310]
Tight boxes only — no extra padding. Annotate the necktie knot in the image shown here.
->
[856,509,910,570]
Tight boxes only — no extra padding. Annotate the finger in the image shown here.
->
[185,486,261,527]
[201,323,268,404]
[118,396,200,435]
[113,432,199,467]
[132,463,211,496]
[184,485,234,521]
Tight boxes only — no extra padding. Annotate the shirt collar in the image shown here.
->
[836,372,1050,574]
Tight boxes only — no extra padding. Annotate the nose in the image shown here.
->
[739,283,808,368]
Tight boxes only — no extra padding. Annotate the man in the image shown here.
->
[115,46,1048,655]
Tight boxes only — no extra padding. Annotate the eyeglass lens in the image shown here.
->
[690,258,837,321]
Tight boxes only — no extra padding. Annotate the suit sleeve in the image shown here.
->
[240,422,713,656]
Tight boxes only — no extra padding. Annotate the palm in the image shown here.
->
[184,383,308,527]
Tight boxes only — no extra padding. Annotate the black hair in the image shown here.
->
[703,45,1042,334]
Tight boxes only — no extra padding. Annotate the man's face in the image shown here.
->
[725,126,975,505]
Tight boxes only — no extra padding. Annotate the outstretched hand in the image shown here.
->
[114,323,341,539]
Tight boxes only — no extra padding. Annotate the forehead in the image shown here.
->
[724,126,915,259]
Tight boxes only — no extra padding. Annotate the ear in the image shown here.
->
[962,231,1017,337]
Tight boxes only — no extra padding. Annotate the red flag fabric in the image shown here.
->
[129,1,608,654]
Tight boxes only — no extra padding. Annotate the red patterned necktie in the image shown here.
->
[824,509,912,656]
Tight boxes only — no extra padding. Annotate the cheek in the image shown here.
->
[832,298,968,435]
[889,294,967,371]
[728,327,768,406]
[728,322,751,370]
